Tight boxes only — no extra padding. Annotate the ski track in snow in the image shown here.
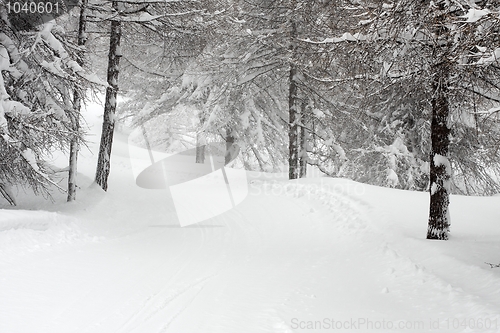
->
[115,230,216,333]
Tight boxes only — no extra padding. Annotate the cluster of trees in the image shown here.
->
[1,0,499,240]
[0,3,93,203]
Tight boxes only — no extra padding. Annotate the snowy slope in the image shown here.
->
[1,102,500,333]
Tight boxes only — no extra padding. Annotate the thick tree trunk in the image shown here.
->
[288,18,300,180]
[95,3,122,191]
[67,0,88,201]
[299,100,308,178]
[427,63,451,240]
[427,9,452,240]
[298,125,307,178]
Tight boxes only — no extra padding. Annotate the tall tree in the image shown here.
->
[427,1,453,240]
[288,0,300,179]
[95,0,122,191]
[331,0,500,239]
[68,0,89,201]
[225,0,354,178]
[92,0,214,190]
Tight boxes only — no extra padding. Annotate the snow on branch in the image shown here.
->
[116,12,163,22]
[37,20,107,87]
[0,33,29,79]
[460,8,492,23]
[472,106,500,115]
[300,32,369,44]
[98,0,200,3]
[0,45,9,99]
[474,48,500,66]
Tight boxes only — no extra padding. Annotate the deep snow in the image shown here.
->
[1,101,500,333]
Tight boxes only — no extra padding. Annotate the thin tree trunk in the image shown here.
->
[0,183,16,206]
[288,14,299,180]
[95,2,122,191]
[67,100,80,200]
[427,7,451,240]
[225,127,235,165]
[195,113,206,164]
[195,132,206,164]
[251,146,265,171]
[67,0,88,201]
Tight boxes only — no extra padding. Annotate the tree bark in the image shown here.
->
[67,0,88,201]
[195,132,206,164]
[225,127,236,165]
[95,2,122,191]
[195,113,206,164]
[288,16,300,180]
[427,5,451,240]
[427,62,451,240]
[299,99,308,178]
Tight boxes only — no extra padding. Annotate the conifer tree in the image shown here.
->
[0,7,93,203]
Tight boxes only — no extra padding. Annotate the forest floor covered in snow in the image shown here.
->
[2,103,500,333]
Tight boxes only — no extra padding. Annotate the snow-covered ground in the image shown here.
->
[2,101,500,333]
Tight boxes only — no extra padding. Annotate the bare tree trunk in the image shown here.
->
[427,63,451,240]
[195,113,206,164]
[299,100,308,178]
[251,146,265,171]
[95,2,122,191]
[225,127,236,165]
[0,183,16,206]
[67,101,80,200]
[427,5,451,240]
[288,14,300,180]
[298,125,307,178]
[195,132,206,164]
[67,0,88,201]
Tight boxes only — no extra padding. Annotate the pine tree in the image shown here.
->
[0,8,92,203]
[220,0,354,178]
[327,0,500,239]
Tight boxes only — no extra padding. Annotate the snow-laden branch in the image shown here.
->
[92,0,200,3]
[36,20,108,87]
[474,48,500,66]
[460,8,492,23]
[0,45,9,100]
[88,5,203,22]
[472,106,500,115]
[299,32,369,44]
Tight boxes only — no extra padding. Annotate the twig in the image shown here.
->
[485,262,500,268]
